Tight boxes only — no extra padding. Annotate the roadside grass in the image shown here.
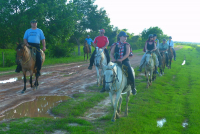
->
[0,46,86,72]
[2,46,200,133]
[51,91,107,117]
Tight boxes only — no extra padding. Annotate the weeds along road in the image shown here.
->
[0,46,182,115]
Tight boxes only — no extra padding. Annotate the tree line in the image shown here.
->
[0,0,169,57]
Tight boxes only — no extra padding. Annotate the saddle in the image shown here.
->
[29,47,37,62]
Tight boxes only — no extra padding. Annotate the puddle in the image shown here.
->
[139,73,145,76]
[182,120,188,128]
[182,60,186,65]
[41,72,52,75]
[157,118,166,127]
[0,78,18,84]
[0,96,70,121]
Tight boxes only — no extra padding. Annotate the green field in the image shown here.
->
[0,46,200,133]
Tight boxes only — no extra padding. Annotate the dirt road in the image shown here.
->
[0,46,182,115]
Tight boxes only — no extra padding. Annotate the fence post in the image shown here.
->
[2,52,4,67]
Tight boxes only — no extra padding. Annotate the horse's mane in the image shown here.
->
[16,43,24,49]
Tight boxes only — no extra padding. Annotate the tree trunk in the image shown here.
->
[75,37,81,56]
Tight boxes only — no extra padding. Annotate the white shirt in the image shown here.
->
[167,40,174,48]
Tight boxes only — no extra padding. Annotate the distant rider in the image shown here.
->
[85,35,93,54]
[159,39,169,67]
[167,36,176,61]
[137,34,159,74]
[88,29,110,70]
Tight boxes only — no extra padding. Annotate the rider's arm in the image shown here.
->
[153,42,157,51]
[110,45,116,61]
[24,39,30,47]
[103,41,109,49]
[42,39,46,51]
[145,42,148,51]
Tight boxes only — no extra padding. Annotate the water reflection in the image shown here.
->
[157,118,166,127]
[182,60,186,65]
[41,72,52,75]
[182,120,188,128]
[0,78,18,84]
[0,96,70,121]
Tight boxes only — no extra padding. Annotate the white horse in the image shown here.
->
[144,51,156,88]
[94,48,107,86]
[103,62,135,122]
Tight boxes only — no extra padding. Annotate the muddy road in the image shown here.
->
[0,46,182,117]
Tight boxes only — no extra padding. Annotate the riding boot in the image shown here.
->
[100,79,106,93]
[131,84,137,95]
[15,64,22,73]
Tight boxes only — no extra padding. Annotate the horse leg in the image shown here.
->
[125,90,131,116]
[95,66,100,86]
[21,72,26,93]
[117,95,122,114]
[84,53,85,61]
[145,71,149,88]
[111,92,121,122]
[34,74,39,90]
[109,92,114,110]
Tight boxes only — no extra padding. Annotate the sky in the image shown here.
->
[94,0,200,42]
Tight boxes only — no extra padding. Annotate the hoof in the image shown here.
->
[111,119,115,122]
[21,91,25,94]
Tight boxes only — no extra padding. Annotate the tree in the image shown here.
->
[141,26,163,41]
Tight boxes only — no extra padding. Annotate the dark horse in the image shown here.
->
[159,51,166,75]
[168,46,174,69]
[16,43,45,93]
[84,42,90,61]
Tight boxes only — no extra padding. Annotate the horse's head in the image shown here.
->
[145,51,152,66]
[103,63,116,91]
[16,43,25,61]
[95,48,104,67]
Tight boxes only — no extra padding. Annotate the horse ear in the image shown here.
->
[102,63,107,70]
[111,64,115,69]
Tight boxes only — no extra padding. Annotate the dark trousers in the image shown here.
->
[172,48,176,58]
[122,60,135,88]
[28,43,42,71]
[89,48,110,66]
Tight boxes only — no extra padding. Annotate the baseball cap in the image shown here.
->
[118,31,129,37]
[163,39,166,41]
[30,19,37,23]
[100,29,105,33]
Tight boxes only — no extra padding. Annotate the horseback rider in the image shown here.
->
[153,34,162,68]
[109,31,137,95]
[167,36,176,61]
[159,39,169,67]
[15,19,46,77]
[85,35,93,54]
[88,29,110,70]
[137,34,159,74]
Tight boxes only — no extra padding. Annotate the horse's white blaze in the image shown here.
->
[94,48,107,86]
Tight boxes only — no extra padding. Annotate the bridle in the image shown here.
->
[105,67,119,84]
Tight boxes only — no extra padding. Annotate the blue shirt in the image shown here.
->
[23,28,45,44]
[85,38,93,45]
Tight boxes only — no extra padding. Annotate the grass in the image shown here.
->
[2,45,200,133]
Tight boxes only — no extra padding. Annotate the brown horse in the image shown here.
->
[168,46,174,69]
[84,42,90,61]
[159,51,166,75]
[16,43,45,93]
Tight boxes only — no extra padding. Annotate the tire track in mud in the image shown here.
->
[0,46,183,118]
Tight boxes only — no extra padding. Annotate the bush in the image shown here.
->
[48,42,75,58]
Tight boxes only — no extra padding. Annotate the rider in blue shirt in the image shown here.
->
[85,35,93,54]
[15,19,46,77]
